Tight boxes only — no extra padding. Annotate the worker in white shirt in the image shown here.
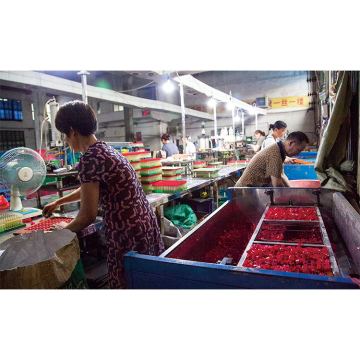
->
[261,121,288,149]
[183,136,197,159]
[261,120,295,164]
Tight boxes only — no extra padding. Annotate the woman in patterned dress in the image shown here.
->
[42,100,164,288]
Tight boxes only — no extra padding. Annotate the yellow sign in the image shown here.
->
[270,96,309,108]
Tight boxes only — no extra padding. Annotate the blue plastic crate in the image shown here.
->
[297,151,317,159]
[284,164,318,180]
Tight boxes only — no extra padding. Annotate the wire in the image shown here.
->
[117,80,156,93]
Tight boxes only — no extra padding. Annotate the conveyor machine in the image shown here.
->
[124,188,360,289]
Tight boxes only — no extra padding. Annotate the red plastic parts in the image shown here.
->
[265,207,318,221]
[140,158,162,162]
[202,226,253,264]
[256,225,323,244]
[0,195,10,210]
[23,217,73,232]
[152,180,187,187]
[243,244,333,276]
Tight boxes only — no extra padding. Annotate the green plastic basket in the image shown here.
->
[140,166,162,176]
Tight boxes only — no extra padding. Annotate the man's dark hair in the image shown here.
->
[55,100,97,136]
[269,120,287,131]
[161,134,170,141]
[287,131,309,144]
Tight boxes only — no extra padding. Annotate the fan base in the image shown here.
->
[9,208,43,218]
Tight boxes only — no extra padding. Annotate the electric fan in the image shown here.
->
[0,147,46,212]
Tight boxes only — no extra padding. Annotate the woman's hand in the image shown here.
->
[50,221,69,230]
[42,201,60,218]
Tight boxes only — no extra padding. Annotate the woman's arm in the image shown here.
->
[65,182,100,232]
[58,187,81,205]
[43,187,81,217]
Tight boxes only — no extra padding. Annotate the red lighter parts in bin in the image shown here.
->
[243,244,333,276]
[265,207,318,221]
[20,217,73,233]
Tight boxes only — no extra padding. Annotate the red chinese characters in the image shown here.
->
[243,244,333,276]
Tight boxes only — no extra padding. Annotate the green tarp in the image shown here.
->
[164,204,197,229]
[315,71,353,192]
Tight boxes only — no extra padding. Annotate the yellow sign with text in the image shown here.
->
[270,96,309,108]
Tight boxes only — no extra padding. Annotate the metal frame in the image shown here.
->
[124,188,358,288]
[316,207,340,276]
[124,251,356,289]
[237,205,340,276]
[174,75,267,115]
[237,205,269,267]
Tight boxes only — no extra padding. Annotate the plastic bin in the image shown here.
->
[289,180,320,188]
[284,164,317,180]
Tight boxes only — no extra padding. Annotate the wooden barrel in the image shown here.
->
[0,229,80,289]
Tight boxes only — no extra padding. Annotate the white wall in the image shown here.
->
[97,116,168,151]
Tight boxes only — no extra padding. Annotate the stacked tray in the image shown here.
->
[193,161,206,169]
[162,166,183,180]
[193,168,220,179]
[151,180,187,193]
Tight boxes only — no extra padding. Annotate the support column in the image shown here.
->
[123,75,134,141]
[77,71,90,104]
[32,90,48,150]
[179,82,186,140]
[213,103,217,147]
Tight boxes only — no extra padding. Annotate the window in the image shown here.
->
[31,103,35,121]
[113,104,124,112]
[0,130,25,151]
[0,98,23,121]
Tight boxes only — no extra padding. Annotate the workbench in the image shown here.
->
[147,165,245,233]
[1,165,245,288]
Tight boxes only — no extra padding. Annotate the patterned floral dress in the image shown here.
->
[78,141,164,288]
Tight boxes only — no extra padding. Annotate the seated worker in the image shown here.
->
[161,133,179,158]
[250,130,266,152]
[261,121,287,150]
[235,131,309,187]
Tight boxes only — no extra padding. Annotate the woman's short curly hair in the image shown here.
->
[55,100,97,136]
[161,134,170,141]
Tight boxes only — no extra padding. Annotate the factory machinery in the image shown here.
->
[124,187,360,289]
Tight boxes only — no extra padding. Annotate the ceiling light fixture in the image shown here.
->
[162,78,175,93]
[207,97,217,108]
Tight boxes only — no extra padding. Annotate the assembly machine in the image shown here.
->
[124,187,360,289]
